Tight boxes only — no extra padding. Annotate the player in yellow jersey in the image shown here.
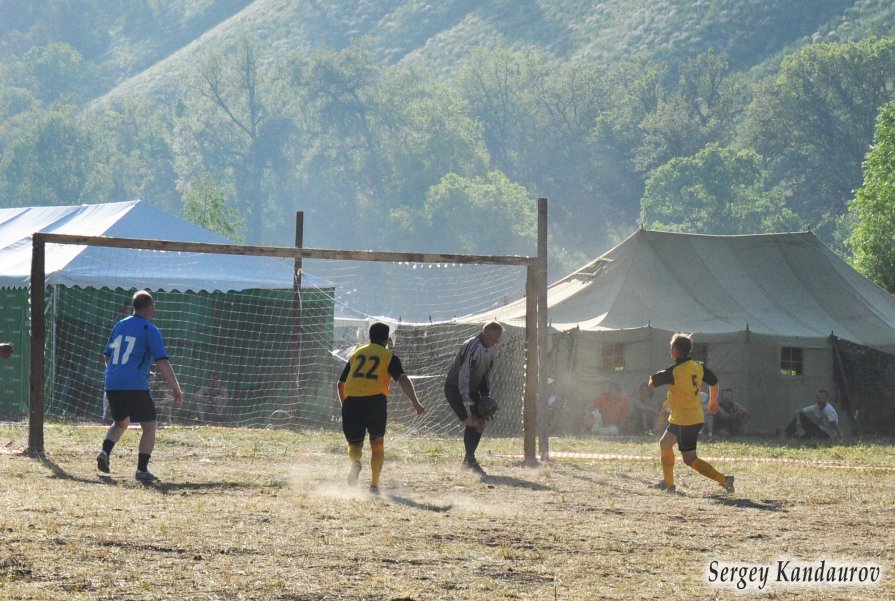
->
[337,322,425,494]
[649,333,734,494]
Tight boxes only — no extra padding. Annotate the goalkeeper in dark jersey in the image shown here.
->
[649,333,734,494]
[444,321,503,475]
[338,322,425,494]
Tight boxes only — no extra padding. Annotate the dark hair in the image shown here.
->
[671,333,692,357]
[369,322,390,344]
[132,290,154,311]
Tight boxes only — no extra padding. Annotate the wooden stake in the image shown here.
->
[27,234,46,457]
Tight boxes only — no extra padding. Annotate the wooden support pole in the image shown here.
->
[537,198,549,461]
[27,234,46,457]
[37,233,537,267]
[523,263,539,466]
[292,211,304,416]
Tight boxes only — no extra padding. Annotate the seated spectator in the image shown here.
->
[151,370,175,425]
[544,378,565,435]
[632,382,662,434]
[784,389,841,440]
[592,383,629,433]
[196,371,230,423]
[709,388,750,436]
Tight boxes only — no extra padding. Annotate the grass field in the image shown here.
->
[1,423,893,600]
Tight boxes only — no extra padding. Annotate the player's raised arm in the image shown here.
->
[649,365,673,390]
[398,374,425,416]
[337,360,350,405]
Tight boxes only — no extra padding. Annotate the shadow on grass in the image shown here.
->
[710,495,787,512]
[39,456,119,486]
[480,473,550,491]
[141,480,273,495]
[385,494,453,513]
[37,455,265,495]
[564,463,656,498]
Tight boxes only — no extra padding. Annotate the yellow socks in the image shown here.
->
[661,448,675,486]
[370,439,385,487]
[691,457,726,485]
[348,442,363,463]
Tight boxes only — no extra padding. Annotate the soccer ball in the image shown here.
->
[477,395,499,419]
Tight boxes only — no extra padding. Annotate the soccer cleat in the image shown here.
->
[461,457,487,476]
[368,485,380,496]
[96,451,110,474]
[723,475,735,494]
[652,481,676,493]
[134,469,158,482]
[347,460,362,486]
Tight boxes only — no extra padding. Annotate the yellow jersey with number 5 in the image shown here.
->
[343,342,397,398]
[649,358,718,426]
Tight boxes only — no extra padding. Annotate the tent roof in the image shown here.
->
[0,200,330,292]
[476,229,895,351]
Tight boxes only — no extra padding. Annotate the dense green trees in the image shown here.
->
[0,109,106,206]
[848,101,895,293]
[181,175,244,242]
[641,144,799,234]
[1,17,895,280]
[0,42,95,105]
[743,37,895,237]
[174,38,298,244]
[410,170,535,254]
[98,100,180,212]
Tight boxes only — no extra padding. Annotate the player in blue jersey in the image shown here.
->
[95,291,183,481]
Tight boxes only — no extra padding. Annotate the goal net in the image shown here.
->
[29,235,536,450]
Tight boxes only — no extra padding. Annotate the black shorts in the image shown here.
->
[106,389,157,424]
[342,395,387,443]
[665,423,703,452]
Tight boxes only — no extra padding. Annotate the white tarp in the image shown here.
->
[0,200,330,292]
[475,229,895,352]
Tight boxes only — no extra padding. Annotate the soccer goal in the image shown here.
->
[27,204,547,462]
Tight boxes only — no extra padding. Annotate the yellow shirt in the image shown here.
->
[649,358,717,426]
[341,342,401,398]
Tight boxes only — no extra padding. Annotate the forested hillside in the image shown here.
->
[2,0,895,283]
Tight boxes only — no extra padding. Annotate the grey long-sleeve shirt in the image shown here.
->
[445,334,497,397]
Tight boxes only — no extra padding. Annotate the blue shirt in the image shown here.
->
[104,315,169,391]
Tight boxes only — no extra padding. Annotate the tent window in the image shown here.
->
[691,343,708,365]
[602,343,625,371]
[780,347,803,376]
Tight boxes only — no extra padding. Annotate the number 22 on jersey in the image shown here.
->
[351,354,380,380]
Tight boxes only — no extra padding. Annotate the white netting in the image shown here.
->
[42,243,530,440]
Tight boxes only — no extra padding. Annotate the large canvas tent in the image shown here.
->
[0,200,334,420]
[475,229,895,434]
